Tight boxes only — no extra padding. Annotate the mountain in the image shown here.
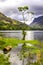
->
[30,16,43,30]
[0,12,31,30]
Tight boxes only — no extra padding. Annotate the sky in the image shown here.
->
[0,0,43,24]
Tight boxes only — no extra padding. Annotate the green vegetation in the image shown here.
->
[0,37,40,49]
[0,37,43,65]
[0,12,31,30]
[17,39,43,65]
[0,54,10,65]
[0,37,43,63]
[0,12,42,30]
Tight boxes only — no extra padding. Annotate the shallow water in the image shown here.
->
[0,30,43,41]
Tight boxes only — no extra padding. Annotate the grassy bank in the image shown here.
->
[0,37,40,49]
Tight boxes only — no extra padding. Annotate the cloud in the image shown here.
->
[0,0,43,22]
[0,0,6,2]
[31,6,43,15]
[2,8,18,16]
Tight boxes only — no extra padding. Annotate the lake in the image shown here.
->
[0,30,43,41]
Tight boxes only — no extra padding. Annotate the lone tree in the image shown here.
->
[18,6,34,65]
[18,6,29,23]
[18,6,34,40]
[18,6,29,41]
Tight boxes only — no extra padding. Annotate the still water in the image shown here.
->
[0,30,43,41]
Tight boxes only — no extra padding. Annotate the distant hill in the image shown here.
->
[0,12,31,30]
[30,16,43,30]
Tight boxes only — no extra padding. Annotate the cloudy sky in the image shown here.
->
[0,0,43,24]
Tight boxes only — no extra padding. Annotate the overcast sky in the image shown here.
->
[0,0,43,24]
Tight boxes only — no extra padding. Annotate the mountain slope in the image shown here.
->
[30,16,43,30]
[0,12,31,30]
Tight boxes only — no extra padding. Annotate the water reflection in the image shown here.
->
[0,30,43,41]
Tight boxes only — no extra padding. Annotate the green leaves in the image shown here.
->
[18,7,23,11]
[18,6,29,12]
[24,6,29,10]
